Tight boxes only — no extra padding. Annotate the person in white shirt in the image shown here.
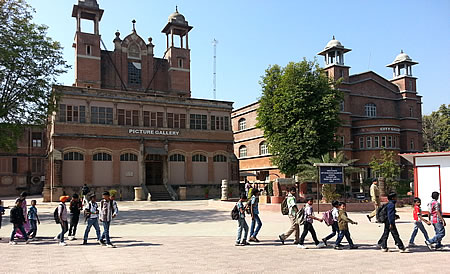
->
[322,200,340,246]
[82,194,102,245]
[298,197,325,249]
[57,196,70,246]
[99,191,118,248]
[279,187,300,244]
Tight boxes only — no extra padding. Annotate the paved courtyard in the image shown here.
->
[0,197,448,273]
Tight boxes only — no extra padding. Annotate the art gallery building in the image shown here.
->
[44,1,238,201]
[232,37,423,192]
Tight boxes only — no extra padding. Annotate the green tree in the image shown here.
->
[423,104,450,152]
[369,150,400,194]
[257,59,343,176]
[0,0,69,151]
[296,151,361,202]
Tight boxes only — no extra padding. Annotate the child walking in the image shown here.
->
[408,197,430,247]
[83,194,102,245]
[379,192,408,252]
[279,187,300,245]
[334,202,358,249]
[27,200,40,239]
[298,197,325,249]
[235,193,249,246]
[99,191,118,248]
[425,191,446,251]
[248,188,262,242]
[9,199,31,245]
[56,196,70,246]
[68,193,83,241]
[322,200,340,246]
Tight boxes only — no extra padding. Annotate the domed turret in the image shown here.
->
[325,36,344,50]
[168,6,188,26]
[386,50,418,78]
[318,36,351,67]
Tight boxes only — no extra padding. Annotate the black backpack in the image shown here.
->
[231,204,239,220]
[281,197,289,215]
[376,203,388,223]
[53,205,62,224]
[10,207,21,224]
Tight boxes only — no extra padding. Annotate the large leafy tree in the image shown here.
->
[257,59,343,175]
[0,0,69,150]
[369,150,400,194]
[423,104,450,152]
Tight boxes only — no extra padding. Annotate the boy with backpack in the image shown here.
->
[248,188,262,242]
[83,193,102,245]
[68,193,83,241]
[99,191,118,248]
[27,200,40,239]
[379,192,408,252]
[425,191,446,251]
[56,196,70,246]
[322,200,340,246]
[298,197,325,249]
[235,193,249,246]
[334,202,358,249]
[279,187,300,245]
[9,199,31,245]
[408,197,430,248]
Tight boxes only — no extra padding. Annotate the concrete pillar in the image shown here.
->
[186,32,189,49]
[221,179,228,200]
[208,155,214,184]
[113,151,120,185]
[139,141,145,186]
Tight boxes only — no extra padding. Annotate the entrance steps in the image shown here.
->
[148,185,172,201]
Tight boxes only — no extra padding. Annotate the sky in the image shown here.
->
[28,0,450,114]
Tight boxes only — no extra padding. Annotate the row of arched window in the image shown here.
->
[63,152,228,163]
[238,142,268,158]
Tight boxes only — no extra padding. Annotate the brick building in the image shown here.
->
[232,37,423,192]
[0,127,46,196]
[44,1,238,201]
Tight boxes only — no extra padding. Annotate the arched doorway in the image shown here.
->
[145,154,163,185]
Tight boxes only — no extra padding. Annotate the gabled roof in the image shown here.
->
[348,71,400,94]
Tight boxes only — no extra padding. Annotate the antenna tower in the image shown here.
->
[212,39,218,99]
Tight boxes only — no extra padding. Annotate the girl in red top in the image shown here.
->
[408,197,431,247]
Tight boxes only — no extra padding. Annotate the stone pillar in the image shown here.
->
[139,140,145,186]
[221,179,228,201]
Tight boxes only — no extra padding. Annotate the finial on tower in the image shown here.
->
[132,19,136,32]
[332,35,335,40]
[400,49,403,53]
[176,6,178,12]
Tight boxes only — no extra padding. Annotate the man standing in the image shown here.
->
[83,194,102,245]
[278,187,300,245]
[367,178,380,222]
[99,191,118,248]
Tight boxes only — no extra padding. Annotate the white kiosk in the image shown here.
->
[401,151,450,216]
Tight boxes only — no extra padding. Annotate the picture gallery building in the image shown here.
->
[232,37,423,189]
[44,1,238,201]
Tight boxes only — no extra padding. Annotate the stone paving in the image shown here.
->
[0,197,449,273]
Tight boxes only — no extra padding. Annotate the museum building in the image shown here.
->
[44,1,238,201]
[232,37,423,192]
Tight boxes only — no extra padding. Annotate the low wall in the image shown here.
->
[43,185,136,202]
[173,183,240,199]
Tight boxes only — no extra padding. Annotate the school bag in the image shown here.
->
[376,203,388,223]
[295,206,306,225]
[53,206,60,224]
[10,207,22,224]
[322,209,334,226]
[281,197,289,215]
[231,204,239,220]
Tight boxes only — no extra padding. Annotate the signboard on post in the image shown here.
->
[319,166,344,184]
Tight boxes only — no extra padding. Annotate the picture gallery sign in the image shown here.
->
[128,129,180,136]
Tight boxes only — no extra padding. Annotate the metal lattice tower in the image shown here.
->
[212,39,218,99]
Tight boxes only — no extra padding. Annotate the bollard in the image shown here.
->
[134,186,143,201]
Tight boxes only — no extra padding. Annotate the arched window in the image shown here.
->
[213,154,227,162]
[93,152,112,161]
[365,103,377,117]
[238,118,246,131]
[239,146,247,157]
[192,154,207,162]
[128,43,141,59]
[63,152,84,161]
[120,153,137,161]
[169,154,185,162]
[259,142,268,155]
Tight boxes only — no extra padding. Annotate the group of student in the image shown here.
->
[4,190,119,248]
[235,185,446,252]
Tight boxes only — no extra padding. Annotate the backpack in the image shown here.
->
[376,203,388,223]
[9,207,21,224]
[53,206,60,224]
[322,209,334,226]
[231,204,239,220]
[296,206,306,225]
[281,197,289,215]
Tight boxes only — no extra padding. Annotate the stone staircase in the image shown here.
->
[148,185,172,201]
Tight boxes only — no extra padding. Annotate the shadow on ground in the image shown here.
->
[112,209,229,225]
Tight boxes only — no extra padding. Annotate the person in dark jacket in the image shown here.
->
[379,192,408,252]
[9,199,31,245]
